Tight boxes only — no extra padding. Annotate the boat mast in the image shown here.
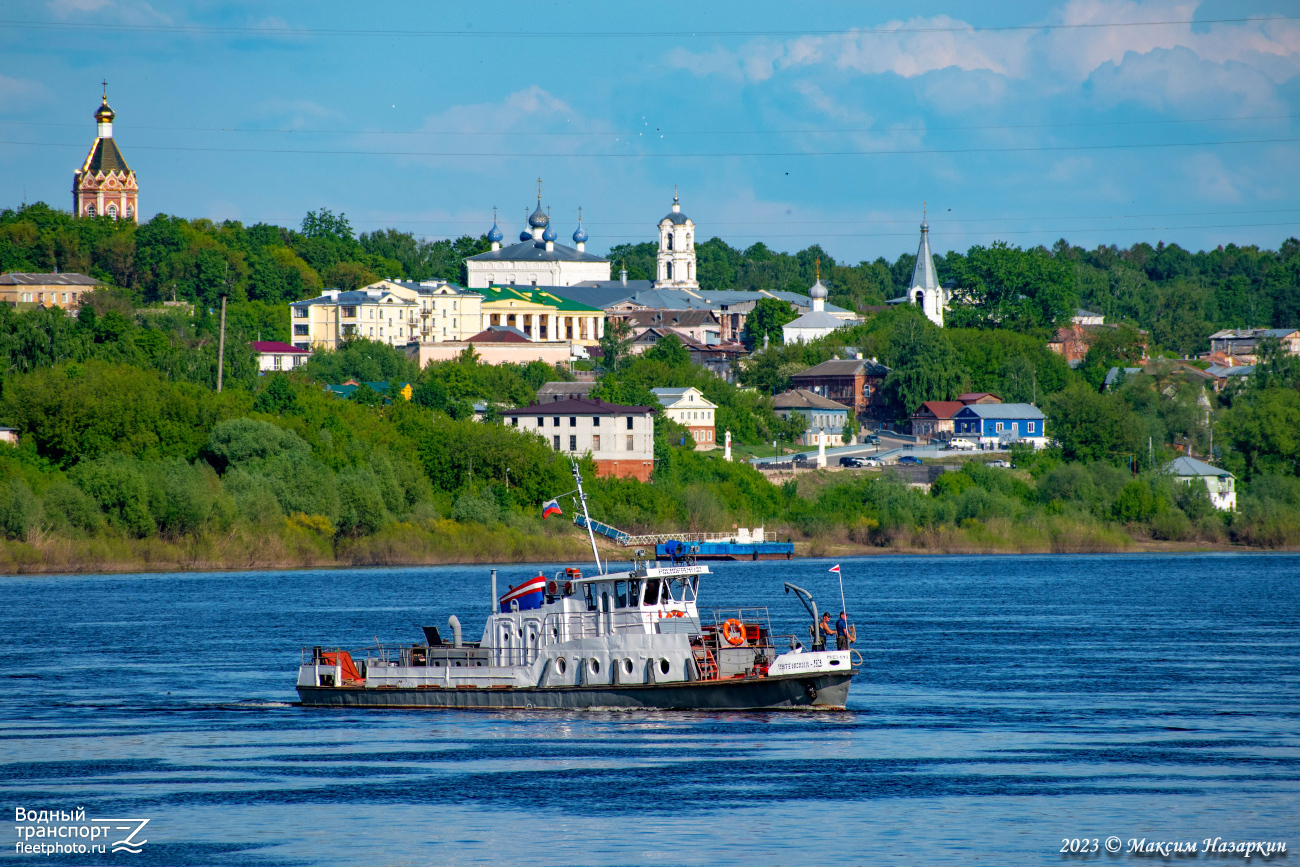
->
[571,457,603,574]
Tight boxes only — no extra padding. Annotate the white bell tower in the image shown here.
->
[655,186,698,289]
[910,206,946,327]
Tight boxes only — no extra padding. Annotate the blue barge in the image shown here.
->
[655,540,794,561]
[574,515,795,561]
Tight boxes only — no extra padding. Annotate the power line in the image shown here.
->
[348,207,1300,226]
[1,114,1293,137]
[3,137,1296,158]
[344,209,1300,226]
[0,15,1293,38]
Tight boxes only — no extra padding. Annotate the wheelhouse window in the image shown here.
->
[614,581,628,608]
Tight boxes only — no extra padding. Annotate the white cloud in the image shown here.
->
[666,2,1300,118]
[1089,46,1284,115]
[361,86,609,173]
[0,75,52,111]
[250,98,342,130]
[1182,151,1243,203]
[47,0,170,25]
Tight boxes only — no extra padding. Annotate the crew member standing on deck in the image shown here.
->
[818,612,835,650]
[836,611,851,650]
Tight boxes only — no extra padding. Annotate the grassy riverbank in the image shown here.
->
[0,511,1261,576]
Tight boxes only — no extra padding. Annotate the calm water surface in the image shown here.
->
[0,554,1297,865]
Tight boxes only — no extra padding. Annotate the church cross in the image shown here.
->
[536,177,542,201]
[102,79,107,98]
[815,257,820,281]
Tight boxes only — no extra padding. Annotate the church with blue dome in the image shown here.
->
[465,183,610,290]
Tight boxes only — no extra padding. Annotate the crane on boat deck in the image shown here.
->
[573,514,794,561]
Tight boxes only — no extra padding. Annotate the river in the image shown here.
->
[1,553,1296,865]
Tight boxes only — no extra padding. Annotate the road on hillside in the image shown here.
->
[747,434,1006,466]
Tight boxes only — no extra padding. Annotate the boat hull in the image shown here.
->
[296,670,854,711]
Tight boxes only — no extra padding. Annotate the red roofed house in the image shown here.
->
[466,325,531,343]
[252,340,311,373]
[910,401,965,442]
[501,398,656,481]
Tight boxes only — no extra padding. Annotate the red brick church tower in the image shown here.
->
[73,84,138,222]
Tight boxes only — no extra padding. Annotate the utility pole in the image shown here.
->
[216,265,229,393]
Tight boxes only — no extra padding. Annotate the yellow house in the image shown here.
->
[478,284,603,346]
[365,280,484,343]
[290,279,484,350]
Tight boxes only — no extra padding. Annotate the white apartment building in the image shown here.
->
[501,398,656,482]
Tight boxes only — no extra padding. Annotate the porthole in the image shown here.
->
[659,658,671,675]
[622,658,634,675]
[590,658,601,675]
[556,657,567,675]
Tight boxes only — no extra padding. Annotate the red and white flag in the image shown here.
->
[829,565,840,573]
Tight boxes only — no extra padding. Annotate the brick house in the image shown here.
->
[1048,322,1149,366]
[651,386,717,449]
[502,398,656,482]
[789,357,891,429]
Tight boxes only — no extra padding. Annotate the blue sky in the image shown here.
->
[2,0,1298,264]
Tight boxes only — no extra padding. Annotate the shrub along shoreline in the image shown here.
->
[0,507,1258,577]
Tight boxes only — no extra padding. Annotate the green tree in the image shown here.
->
[350,383,384,406]
[947,242,1076,331]
[881,316,967,417]
[1044,382,1145,463]
[598,317,634,372]
[1216,387,1300,479]
[642,333,691,368]
[742,297,797,347]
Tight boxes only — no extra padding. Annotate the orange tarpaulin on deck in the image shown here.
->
[320,651,364,683]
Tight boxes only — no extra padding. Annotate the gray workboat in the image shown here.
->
[296,463,857,711]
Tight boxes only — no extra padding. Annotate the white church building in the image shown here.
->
[888,214,950,327]
[782,266,858,343]
[464,195,611,290]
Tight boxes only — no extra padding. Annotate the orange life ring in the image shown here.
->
[721,618,745,646]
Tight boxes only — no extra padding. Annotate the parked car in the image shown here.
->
[897,455,923,465]
[860,433,881,444]
[987,459,1015,468]
[947,438,976,451]
[839,456,866,467]
[792,453,809,462]
[861,458,883,467]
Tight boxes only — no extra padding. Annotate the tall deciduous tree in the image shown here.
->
[881,315,967,417]
[743,297,797,347]
[947,242,1076,331]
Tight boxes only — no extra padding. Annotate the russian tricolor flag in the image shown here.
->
[542,498,562,519]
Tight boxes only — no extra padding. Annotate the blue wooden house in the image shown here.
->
[952,403,1047,448]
